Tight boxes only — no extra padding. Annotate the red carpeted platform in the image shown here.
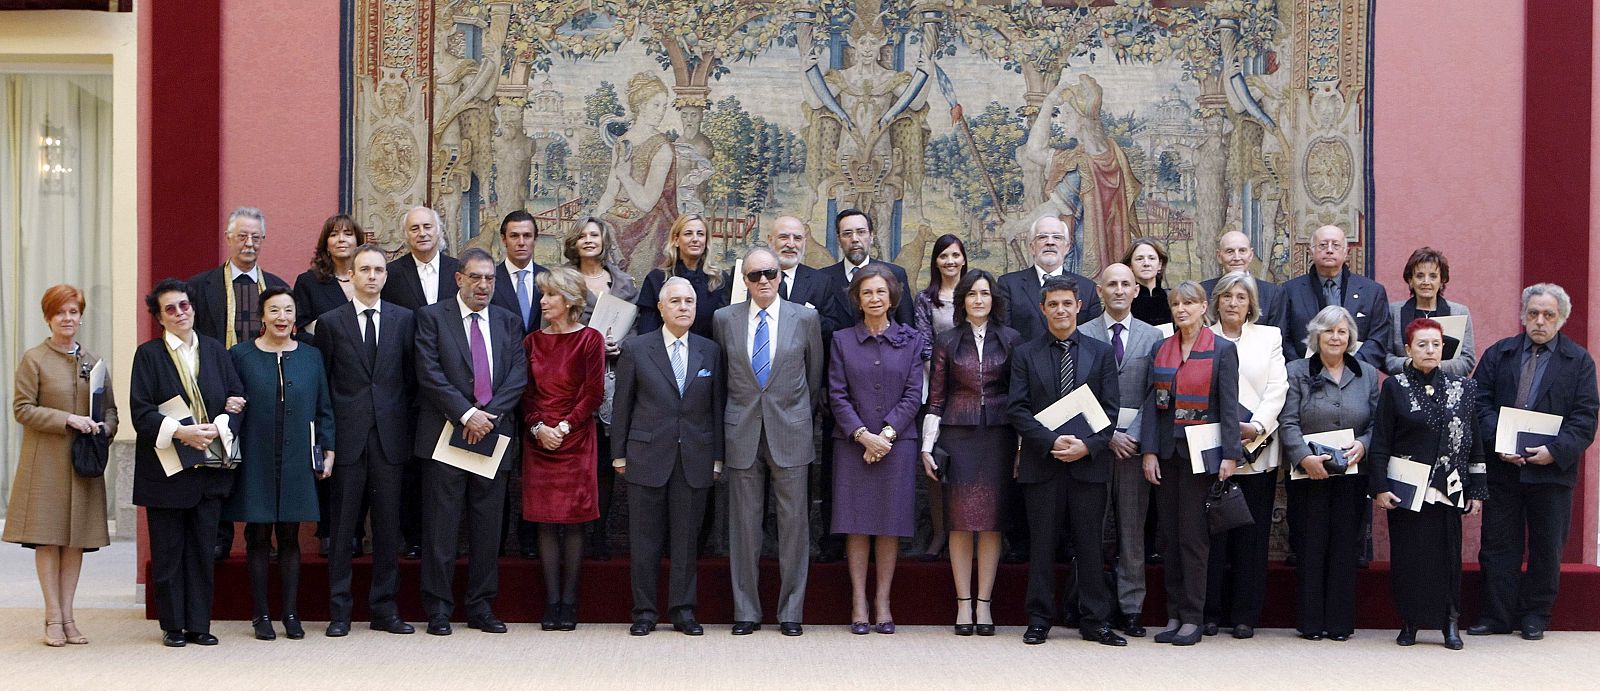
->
[149,556,1600,630]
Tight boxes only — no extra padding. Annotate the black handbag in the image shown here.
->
[1205,479,1254,534]
[71,430,110,478]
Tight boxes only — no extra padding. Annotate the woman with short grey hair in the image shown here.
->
[1281,304,1380,641]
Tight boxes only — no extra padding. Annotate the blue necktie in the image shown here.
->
[515,269,532,329]
[671,340,687,395]
[752,309,771,388]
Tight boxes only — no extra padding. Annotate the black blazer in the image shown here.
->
[1474,333,1600,487]
[995,267,1103,342]
[186,264,289,343]
[314,300,416,466]
[292,270,351,339]
[817,259,916,327]
[1007,331,1119,484]
[635,263,730,339]
[1137,336,1245,463]
[490,260,548,334]
[381,252,462,312]
[411,299,530,463]
[1202,274,1285,329]
[1280,266,1390,368]
[611,330,724,489]
[129,334,245,509]
[786,263,848,336]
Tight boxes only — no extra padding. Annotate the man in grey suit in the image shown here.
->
[1079,263,1163,637]
[612,277,724,636]
[411,248,529,636]
[714,246,824,637]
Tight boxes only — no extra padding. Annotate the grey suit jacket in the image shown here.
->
[713,299,825,470]
[1079,314,1163,451]
[1385,298,1475,376]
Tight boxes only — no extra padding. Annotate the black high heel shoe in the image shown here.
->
[954,597,974,636]
[558,601,578,631]
[252,615,276,641]
[1396,622,1417,646]
[541,601,560,631]
[1443,617,1463,650]
[283,614,305,640]
[974,598,995,637]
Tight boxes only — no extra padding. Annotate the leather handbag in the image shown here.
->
[71,430,110,478]
[1205,479,1254,534]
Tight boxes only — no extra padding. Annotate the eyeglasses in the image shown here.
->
[162,300,193,316]
[745,268,780,283]
[461,272,496,284]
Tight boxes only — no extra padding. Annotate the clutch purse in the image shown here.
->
[71,430,110,478]
[1205,480,1254,534]
[1310,440,1350,474]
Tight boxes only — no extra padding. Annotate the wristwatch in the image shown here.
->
[557,420,571,435]
[851,427,868,442]
[1251,421,1267,437]
[881,426,897,443]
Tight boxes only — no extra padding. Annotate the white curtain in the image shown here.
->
[0,73,114,517]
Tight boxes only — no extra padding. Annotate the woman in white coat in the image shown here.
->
[1202,271,1288,638]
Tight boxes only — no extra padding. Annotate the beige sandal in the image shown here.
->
[44,621,66,647]
[62,619,88,645]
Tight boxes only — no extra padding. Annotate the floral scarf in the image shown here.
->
[1395,365,1476,508]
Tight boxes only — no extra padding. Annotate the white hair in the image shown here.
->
[1304,305,1359,355]
[402,206,447,251]
[225,206,265,236]
[1521,283,1572,325]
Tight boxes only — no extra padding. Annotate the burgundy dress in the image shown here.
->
[522,327,606,524]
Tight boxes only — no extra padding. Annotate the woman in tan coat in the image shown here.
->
[4,284,119,647]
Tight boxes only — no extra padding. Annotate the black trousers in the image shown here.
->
[328,429,405,623]
[420,457,507,618]
[1024,473,1111,629]
[627,462,709,622]
[1286,475,1364,636]
[400,455,425,549]
[1204,469,1276,627]
[1155,450,1212,625]
[148,493,225,634]
[1479,480,1573,629]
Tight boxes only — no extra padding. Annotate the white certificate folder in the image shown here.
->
[1033,384,1111,441]
[432,422,510,480]
[1385,456,1432,512]
[1184,423,1224,474]
[589,292,638,344]
[1494,406,1563,456]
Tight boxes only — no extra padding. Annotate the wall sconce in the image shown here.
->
[40,117,72,193]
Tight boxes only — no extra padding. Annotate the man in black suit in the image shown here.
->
[1470,283,1599,641]
[380,205,460,559]
[612,277,724,636]
[1007,276,1126,647]
[130,278,246,647]
[1279,224,1390,368]
[997,216,1104,343]
[412,248,529,635]
[315,245,417,637]
[1200,230,1283,328]
[995,215,1102,564]
[816,209,915,326]
[770,215,844,333]
[488,210,548,559]
[185,206,288,562]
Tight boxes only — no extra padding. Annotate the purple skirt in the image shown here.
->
[832,438,917,537]
[937,424,1015,532]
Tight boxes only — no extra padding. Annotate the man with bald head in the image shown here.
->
[1079,263,1164,636]
[767,215,843,333]
[1201,231,1283,328]
[1280,225,1390,368]
[999,216,1104,343]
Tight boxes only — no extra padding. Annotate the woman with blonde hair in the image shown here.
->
[634,213,728,339]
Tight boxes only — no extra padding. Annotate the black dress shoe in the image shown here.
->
[779,622,803,636]
[1521,624,1546,641]
[1396,623,1417,646]
[283,615,304,640]
[184,632,219,646]
[467,613,508,634]
[1298,631,1324,641]
[731,621,761,635]
[1082,625,1128,647]
[1170,628,1202,646]
[1122,612,1146,638]
[1022,624,1050,645]
[325,621,350,637]
[163,630,186,647]
[251,616,276,641]
[955,623,975,636]
[426,616,452,636]
[1232,624,1255,639]
[1153,627,1178,644]
[369,618,415,635]
[673,619,704,636]
[630,620,655,636]
[1327,633,1351,642]
[1443,620,1463,650]
[1468,623,1508,636]
[1202,622,1219,636]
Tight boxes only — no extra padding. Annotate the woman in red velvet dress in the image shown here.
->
[522,267,605,631]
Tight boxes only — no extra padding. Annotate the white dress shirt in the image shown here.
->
[844,256,872,283]
[457,294,494,424]
[1035,264,1063,285]
[417,252,442,305]
[354,296,382,342]
[227,261,263,284]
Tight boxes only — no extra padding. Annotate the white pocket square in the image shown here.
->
[1356,312,1367,318]
[697,369,712,377]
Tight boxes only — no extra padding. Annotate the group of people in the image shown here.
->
[6,206,1595,652]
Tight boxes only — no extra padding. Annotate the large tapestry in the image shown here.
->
[343,0,1373,285]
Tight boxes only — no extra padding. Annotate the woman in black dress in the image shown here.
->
[1369,317,1486,650]
[921,269,1017,637]
[634,213,729,339]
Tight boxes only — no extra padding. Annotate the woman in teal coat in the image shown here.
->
[223,287,335,641]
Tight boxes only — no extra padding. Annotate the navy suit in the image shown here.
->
[996,267,1104,342]
[1007,331,1119,630]
[1280,267,1390,368]
[412,299,529,620]
[1473,332,1600,631]
[315,300,416,624]
[491,260,548,334]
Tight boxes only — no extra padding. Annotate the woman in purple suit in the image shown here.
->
[829,263,924,635]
